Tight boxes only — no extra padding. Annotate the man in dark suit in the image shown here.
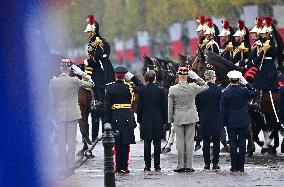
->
[137,70,167,172]
[221,70,258,172]
[196,70,222,170]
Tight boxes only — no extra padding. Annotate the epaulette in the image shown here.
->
[106,82,115,86]
[90,37,104,47]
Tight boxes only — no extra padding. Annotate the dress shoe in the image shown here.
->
[117,169,130,174]
[154,166,161,171]
[185,168,195,172]
[144,166,151,172]
[173,167,186,172]
[239,168,244,172]
[212,164,220,170]
[230,167,238,172]
[204,165,210,170]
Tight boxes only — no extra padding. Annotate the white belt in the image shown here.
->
[264,57,272,60]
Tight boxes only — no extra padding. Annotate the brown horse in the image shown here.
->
[204,50,281,154]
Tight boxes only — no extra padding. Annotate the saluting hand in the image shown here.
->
[239,76,248,85]
[188,70,200,80]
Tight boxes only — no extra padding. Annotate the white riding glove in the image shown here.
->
[83,59,88,66]
[239,76,248,85]
[188,70,200,80]
[125,72,134,80]
[71,64,83,76]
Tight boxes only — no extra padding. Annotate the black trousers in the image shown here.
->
[115,136,130,171]
[227,127,248,170]
[202,136,220,165]
[144,139,161,168]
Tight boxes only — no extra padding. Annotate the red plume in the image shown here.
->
[256,17,263,28]
[207,18,213,28]
[223,20,229,30]
[88,15,95,25]
[238,20,244,30]
[264,16,272,27]
[197,16,206,24]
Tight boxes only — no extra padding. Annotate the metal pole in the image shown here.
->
[103,123,116,187]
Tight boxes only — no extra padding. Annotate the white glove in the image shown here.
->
[125,72,134,80]
[188,70,199,80]
[83,59,88,66]
[71,64,83,75]
[239,76,248,85]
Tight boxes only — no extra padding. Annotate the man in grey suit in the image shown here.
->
[168,66,208,172]
[49,58,94,177]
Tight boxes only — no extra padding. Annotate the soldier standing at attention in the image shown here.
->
[168,66,208,172]
[221,70,258,172]
[49,58,94,178]
[104,67,142,174]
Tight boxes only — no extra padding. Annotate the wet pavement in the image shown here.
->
[62,138,284,187]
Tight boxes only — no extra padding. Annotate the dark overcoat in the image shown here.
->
[220,83,258,128]
[196,82,223,137]
[104,80,136,145]
[137,83,167,140]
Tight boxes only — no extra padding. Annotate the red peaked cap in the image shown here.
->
[238,20,245,30]
[197,15,206,24]
[88,15,95,25]
[256,17,263,28]
[207,18,213,28]
[264,16,272,27]
[223,20,230,30]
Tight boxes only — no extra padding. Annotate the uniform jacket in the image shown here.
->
[252,39,278,91]
[168,78,208,125]
[104,78,141,145]
[232,42,250,65]
[220,83,258,128]
[220,40,233,61]
[49,74,94,122]
[206,39,220,54]
[137,83,167,140]
[196,82,223,137]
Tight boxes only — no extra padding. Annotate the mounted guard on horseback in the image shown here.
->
[77,15,115,155]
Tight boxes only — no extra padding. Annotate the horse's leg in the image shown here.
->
[246,124,255,157]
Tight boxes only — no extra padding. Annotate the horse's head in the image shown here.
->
[178,53,194,68]
[142,54,156,75]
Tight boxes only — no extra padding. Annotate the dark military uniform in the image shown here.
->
[221,83,258,171]
[231,42,250,65]
[251,39,278,91]
[196,82,223,167]
[205,39,219,54]
[104,67,141,173]
[220,41,234,61]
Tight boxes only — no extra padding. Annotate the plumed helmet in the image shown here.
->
[196,15,208,32]
[204,18,215,35]
[84,15,96,33]
[218,20,231,37]
[250,17,263,34]
[233,20,246,38]
[259,16,273,34]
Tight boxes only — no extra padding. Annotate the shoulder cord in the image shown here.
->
[124,81,135,104]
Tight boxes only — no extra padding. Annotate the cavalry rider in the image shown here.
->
[196,16,207,51]
[203,18,220,55]
[251,17,278,92]
[246,17,263,71]
[232,20,250,66]
[84,15,115,141]
[219,20,234,61]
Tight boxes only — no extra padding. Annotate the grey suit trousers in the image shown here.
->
[174,123,195,169]
[57,120,78,171]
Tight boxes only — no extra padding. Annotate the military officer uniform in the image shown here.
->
[168,67,208,172]
[221,71,258,172]
[49,59,94,176]
[104,67,141,173]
